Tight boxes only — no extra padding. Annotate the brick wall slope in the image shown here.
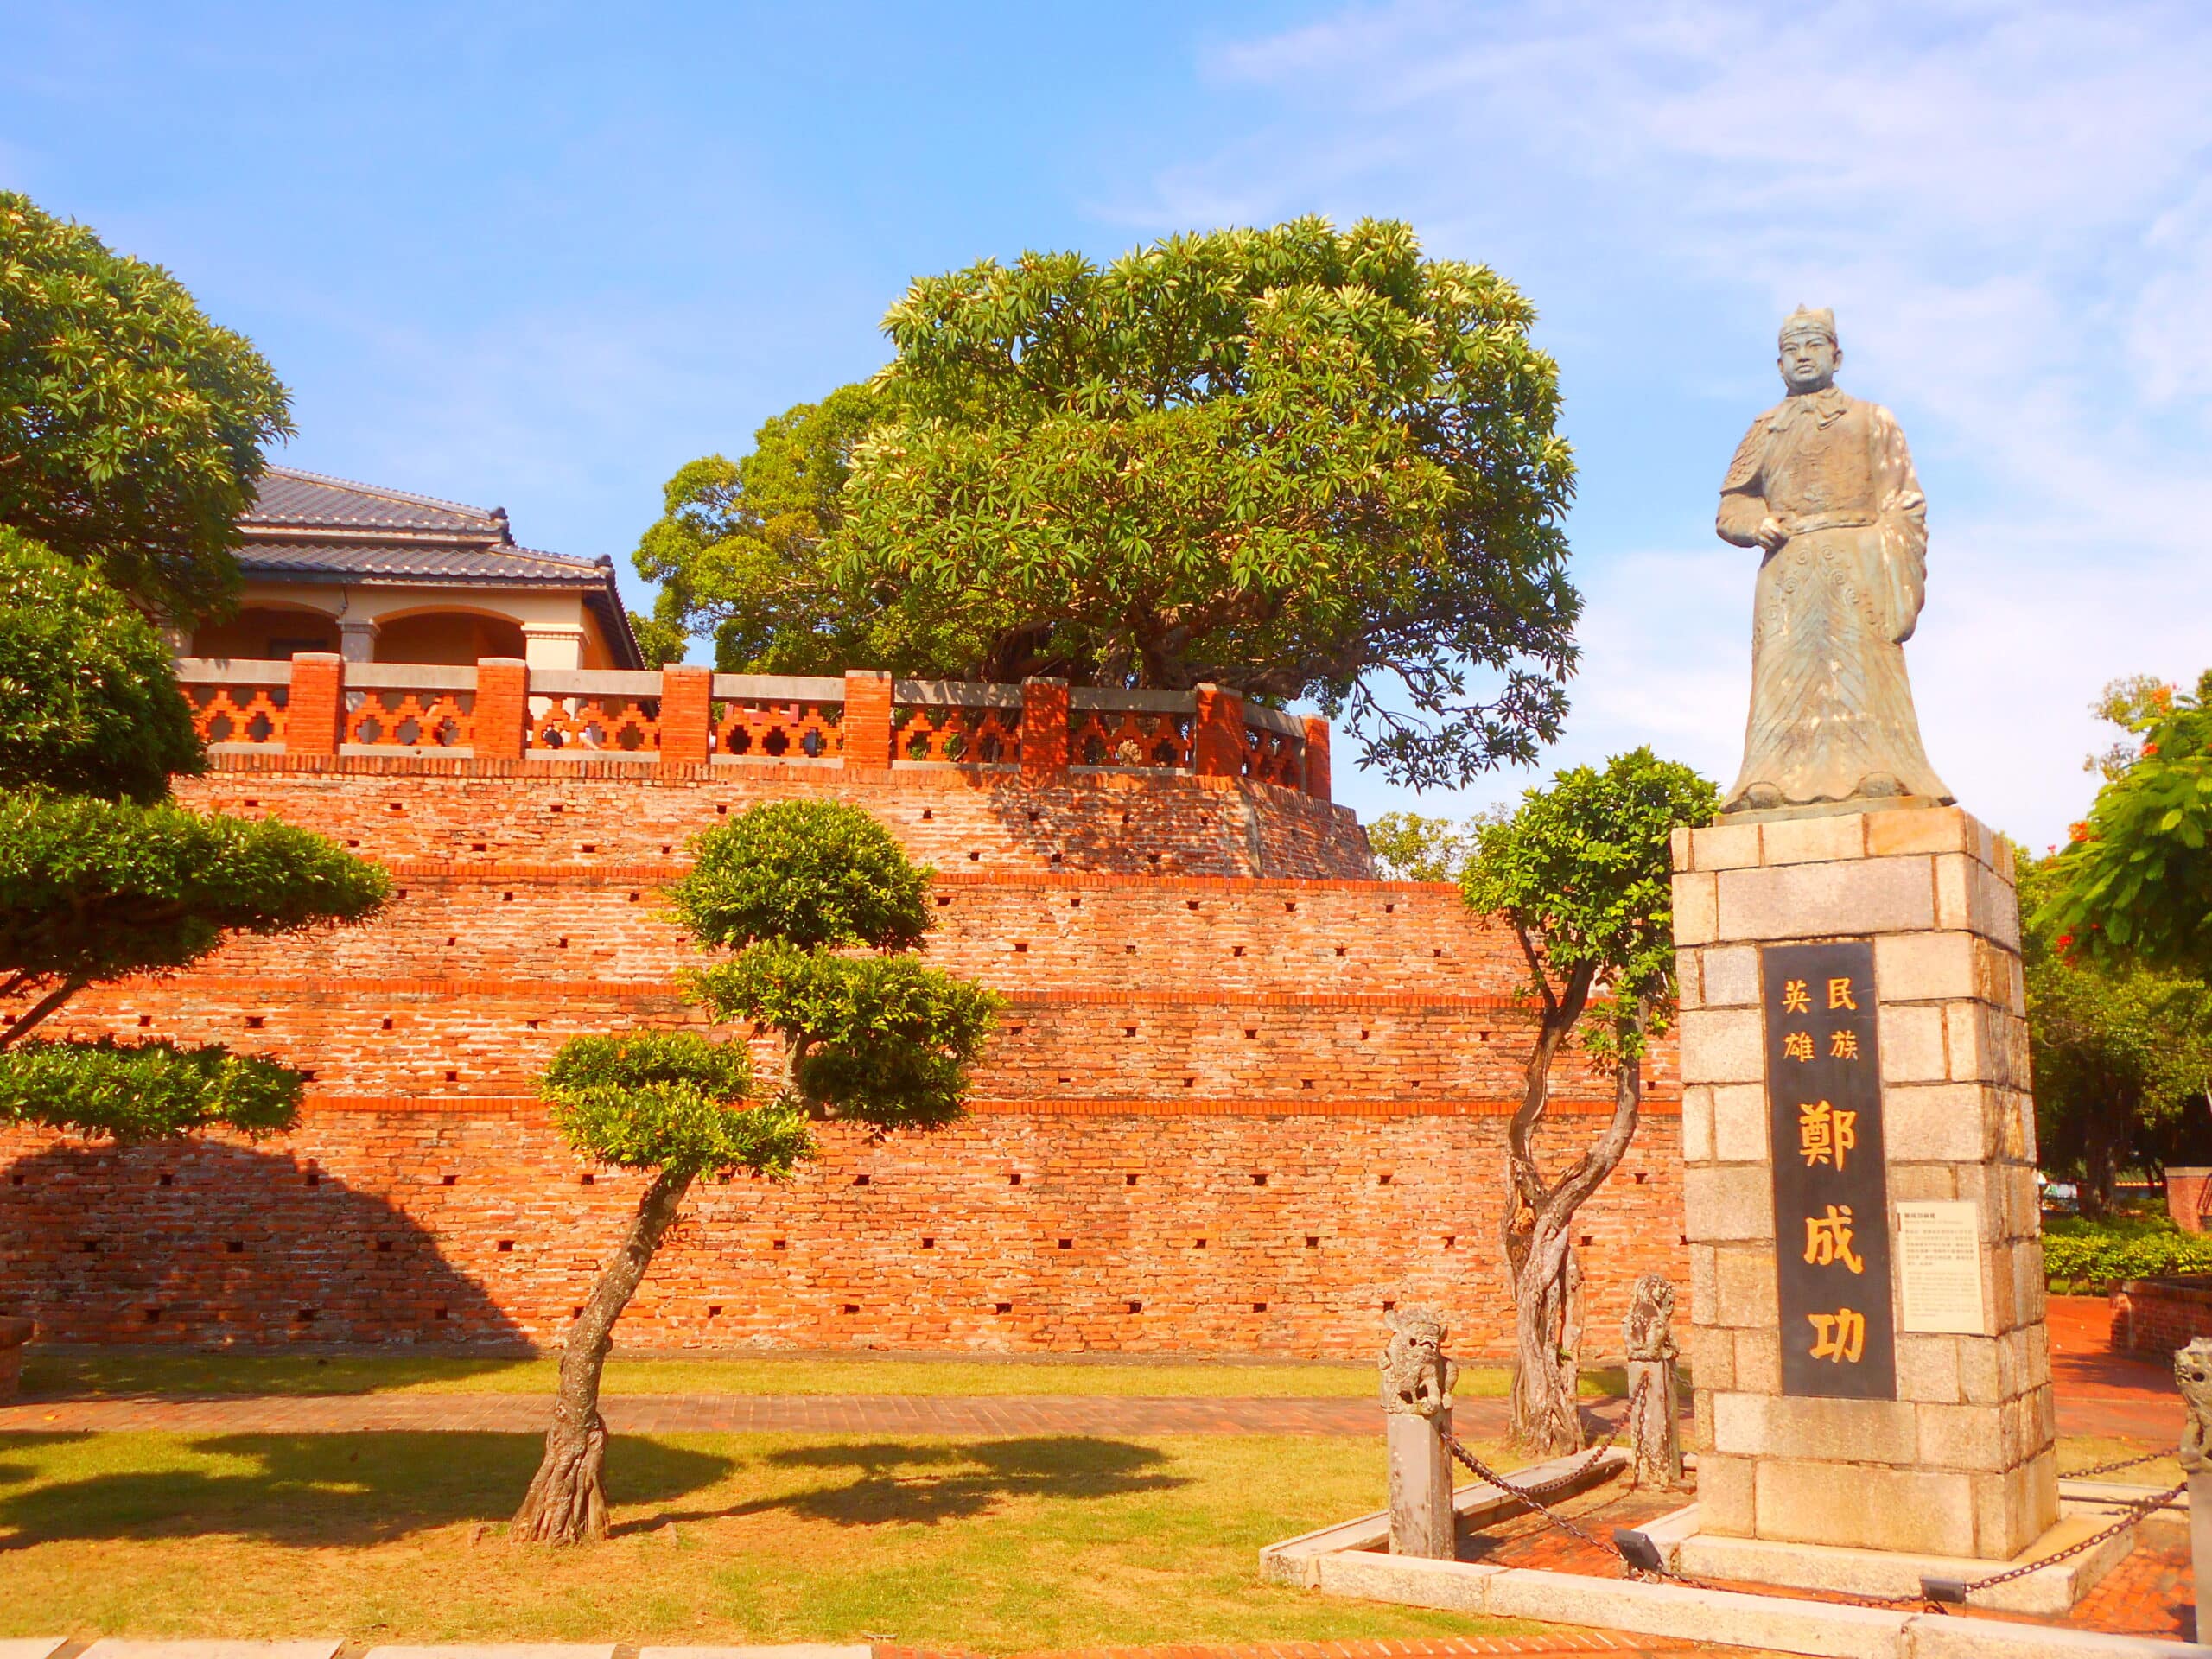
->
[0,756,1690,1357]
[178,757,1374,878]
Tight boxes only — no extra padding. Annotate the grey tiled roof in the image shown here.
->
[239,540,611,584]
[245,467,505,534]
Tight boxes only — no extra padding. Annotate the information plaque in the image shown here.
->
[1897,1200,1987,1334]
[1762,939,1897,1400]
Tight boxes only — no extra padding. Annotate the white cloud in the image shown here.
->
[1173,0,2212,845]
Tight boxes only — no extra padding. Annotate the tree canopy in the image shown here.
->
[637,217,1580,788]
[2037,669,2212,976]
[0,528,203,803]
[1459,747,1719,1452]
[0,191,292,623]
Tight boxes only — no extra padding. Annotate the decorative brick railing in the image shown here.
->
[174,658,1332,798]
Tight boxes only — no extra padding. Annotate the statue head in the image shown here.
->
[1777,305,1840,394]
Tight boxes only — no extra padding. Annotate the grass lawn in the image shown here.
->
[0,1428,1541,1649]
[21,1351,1622,1401]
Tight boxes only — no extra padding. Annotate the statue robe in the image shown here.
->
[1716,385,1952,813]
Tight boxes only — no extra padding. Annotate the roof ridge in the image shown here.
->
[254,465,499,524]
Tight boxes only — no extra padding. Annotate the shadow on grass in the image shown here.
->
[632,1436,1185,1533]
[0,1431,734,1550]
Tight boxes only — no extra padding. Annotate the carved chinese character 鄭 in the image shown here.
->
[1797,1100,1857,1172]
[1803,1204,1866,1273]
[1808,1307,1867,1363]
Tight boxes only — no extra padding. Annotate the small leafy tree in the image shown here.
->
[1366,810,1482,884]
[0,193,293,623]
[0,532,387,1134]
[512,800,1000,1544]
[2037,669,2212,977]
[1459,748,1718,1454]
[2019,849,2212,1216]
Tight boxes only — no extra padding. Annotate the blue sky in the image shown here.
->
[8,0,2209,848]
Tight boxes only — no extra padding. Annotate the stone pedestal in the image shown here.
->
[0,1315,32,1401]
[1387,1408,1455,1559]
[1672,804,2057,1561]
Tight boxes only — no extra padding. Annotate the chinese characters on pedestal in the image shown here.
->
[1763,940,1897,1398]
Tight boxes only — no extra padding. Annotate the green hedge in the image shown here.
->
[2041,1223,2212,1292]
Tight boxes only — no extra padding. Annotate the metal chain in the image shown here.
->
[1443,1427,1630,1559]
[1931,1481,2186,1602]
[2059,1446,2170,1480]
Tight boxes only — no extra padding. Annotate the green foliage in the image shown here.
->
[0,192,293,622]
[2039,1214,2212,1291]
[0,1036,301,1141]
[0,791,391,988]
[1460,748,1719,1058]
[688,938,1002,1128]
[665,798,931,951]
[0,528,204,802]
[842,217,1580,787]
[1366,810,1480,884]
[633,385,972,676]
[2037,669,2212,975]
[2018,848,2212,1212]
[2084,673,2174,782]
[540,1031,806,1179]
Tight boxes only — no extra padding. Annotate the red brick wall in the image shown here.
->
[0,756,1688,1358]
[2109,1279,2212,1357]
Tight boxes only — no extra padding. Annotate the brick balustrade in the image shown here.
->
[174,658,1333,799]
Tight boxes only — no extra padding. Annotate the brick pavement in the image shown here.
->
[2047,1293,2183,1440]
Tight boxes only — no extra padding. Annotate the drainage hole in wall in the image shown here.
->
[1057,1238,1072,1249]
[1251,1173,1268,1186]
[921,1237,935,1249]
[707,1304,723,1317]
[137,1014,153,1027]
[1008,1173,1022,1185]
[296,1308,317,1323]
[158,1173,173,1187]
[579,1173,594,1185]
[145,1306,162,1322]
[226,1240,243,1254]
[441,1174,457,1186]
[376,1241,393,1253]
[497,1240,514,1252]
[840,1304,859,1315]
[1306,1236,1319,1248]
[1128,1300,1143,1313]
[1124,1173,1137,1186]
[1251,1302,1268,1313]
[995,1302,1014,1314]
[772,1238,787,1249]
[244,1015,264,1029]
[853,1173,870,1185]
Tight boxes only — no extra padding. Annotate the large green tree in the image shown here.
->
[2037,669,2212,976]
[512,800,1000,1545]
[0,192,293,623]
[638,217,1580,787]
[1459,749,1719,1455]
[0,531,387,1137]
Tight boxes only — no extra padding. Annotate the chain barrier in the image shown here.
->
[2058,1446,2170,1480]
[1434,1376,2178,1617]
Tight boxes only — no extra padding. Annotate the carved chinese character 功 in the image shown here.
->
[1829,1029,1859,1060]
[1803,1204,1866,1273]
[1827,976,1858,1011]
[1783,978,1812,1014]
[1797,1099,1857,1171]
[1783,1030,1815,1063]
[1807,1307,1867,1363]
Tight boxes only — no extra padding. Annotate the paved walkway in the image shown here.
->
[0,1296,2177,1444]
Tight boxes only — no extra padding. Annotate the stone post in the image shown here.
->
[0,1315,31,1401]
[842,670,893,774]
[2178,1338,2212,1634]
[1624,1273,1685,1489]
[1301,715,1332,802]
[1378,1306,1459,1559]
[285,652,345,756]
[474,658,529,760]
[658,663,713,772]
[1192,683,1244,779]
[1021,677,1069,779]
[1674,804,2056,1560]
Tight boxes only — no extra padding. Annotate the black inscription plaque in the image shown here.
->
[1761,939,1896,1400]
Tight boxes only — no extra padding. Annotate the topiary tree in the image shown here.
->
[1459,748,1718,1455]
[2037,669,2212,978]
[0,192,293,624]
[0,531,388,1137]
[512,799,1001,1544]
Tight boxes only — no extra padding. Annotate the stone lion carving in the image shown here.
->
[1378,1306,1458,1418]
[1623,1274,1678,1363]
[2177,1338,2212,1474]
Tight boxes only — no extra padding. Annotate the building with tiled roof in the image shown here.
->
[188,467,645,670]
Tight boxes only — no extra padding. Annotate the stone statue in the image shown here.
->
[1716,308,1953,816]
[2177,1338,2212,1474]
[1378,1306,1459,1418]
[1623,1273,1678,1363]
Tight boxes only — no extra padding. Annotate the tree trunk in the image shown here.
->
[512,1166,694,1544]
[1504,993,1648,1458]
[2081,1109,2117,1221]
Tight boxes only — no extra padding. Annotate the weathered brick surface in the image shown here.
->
[0,756,1688,1357]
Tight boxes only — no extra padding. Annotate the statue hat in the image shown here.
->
[1780,305,1837,346]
